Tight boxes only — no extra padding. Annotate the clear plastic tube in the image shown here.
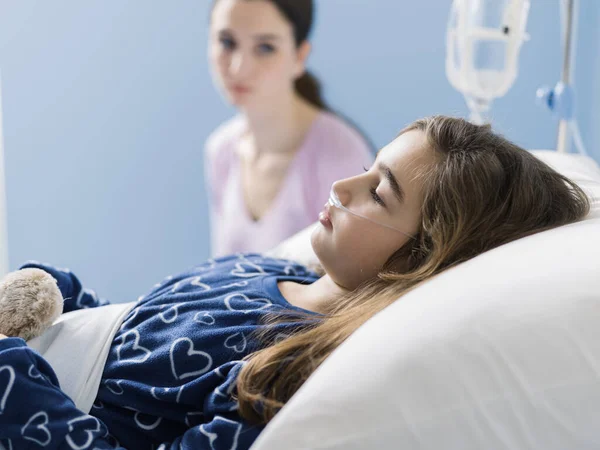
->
[328,188,415,239]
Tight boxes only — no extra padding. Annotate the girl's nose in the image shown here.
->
[332,178,353,208]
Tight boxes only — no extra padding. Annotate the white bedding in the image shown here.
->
[27,302,136,413]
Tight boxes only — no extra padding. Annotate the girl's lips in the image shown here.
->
[319,203,333,229]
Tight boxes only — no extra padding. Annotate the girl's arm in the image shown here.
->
[19,262,109,313]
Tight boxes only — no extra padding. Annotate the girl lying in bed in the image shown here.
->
[0,116,590,449]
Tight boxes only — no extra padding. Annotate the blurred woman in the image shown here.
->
[205,0,373,256]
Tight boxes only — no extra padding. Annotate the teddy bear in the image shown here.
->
[0,268,64,340]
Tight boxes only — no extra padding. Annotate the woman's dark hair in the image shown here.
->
[252,0,327,109]
[211,0,326,109]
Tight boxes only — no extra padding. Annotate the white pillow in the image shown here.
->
[530,150,600,218]
[253,152,600,450]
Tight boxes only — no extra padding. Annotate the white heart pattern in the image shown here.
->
[230,261,265,278]
[224,293,272,314]
[134,412,162,431]
[92,400,104,410]
[221,281,248,289]
[66,415,101,450]
[224,333,247,353]
[170,280,184,292]
[116,329,151,364]
[159,303,182,324]
[171,276,211,293]
[212,365,239,399]
[170,338,213,380]
[27,365,44,380]
[190,277,211,291]
[21,411,51,446]
[213,385,228,399]
[193,311,216,325]
[185,411,204,427]
[105,380,124,395]
[150,386,182,403]
[0,365,15,416]
[76,288,99,309]
[200,417,242,450]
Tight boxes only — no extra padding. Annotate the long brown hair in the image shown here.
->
[235,116,591,424]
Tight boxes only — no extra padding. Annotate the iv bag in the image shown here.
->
[446,0,530,123]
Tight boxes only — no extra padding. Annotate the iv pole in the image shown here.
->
[556,0,573,153]
[537,0,586,154]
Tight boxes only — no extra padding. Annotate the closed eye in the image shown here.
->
[370,188,386,207]
[365,167,386,206]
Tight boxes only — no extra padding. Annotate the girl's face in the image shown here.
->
[311,130,437,290]
[209,0,309,109]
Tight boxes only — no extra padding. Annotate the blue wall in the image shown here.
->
[0,1,598,302]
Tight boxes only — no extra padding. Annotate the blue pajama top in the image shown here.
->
[0,253,319,449]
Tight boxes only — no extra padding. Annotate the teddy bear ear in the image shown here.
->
[0,268,63,340]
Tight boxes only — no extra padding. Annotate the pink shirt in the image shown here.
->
[205,112,374,257]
